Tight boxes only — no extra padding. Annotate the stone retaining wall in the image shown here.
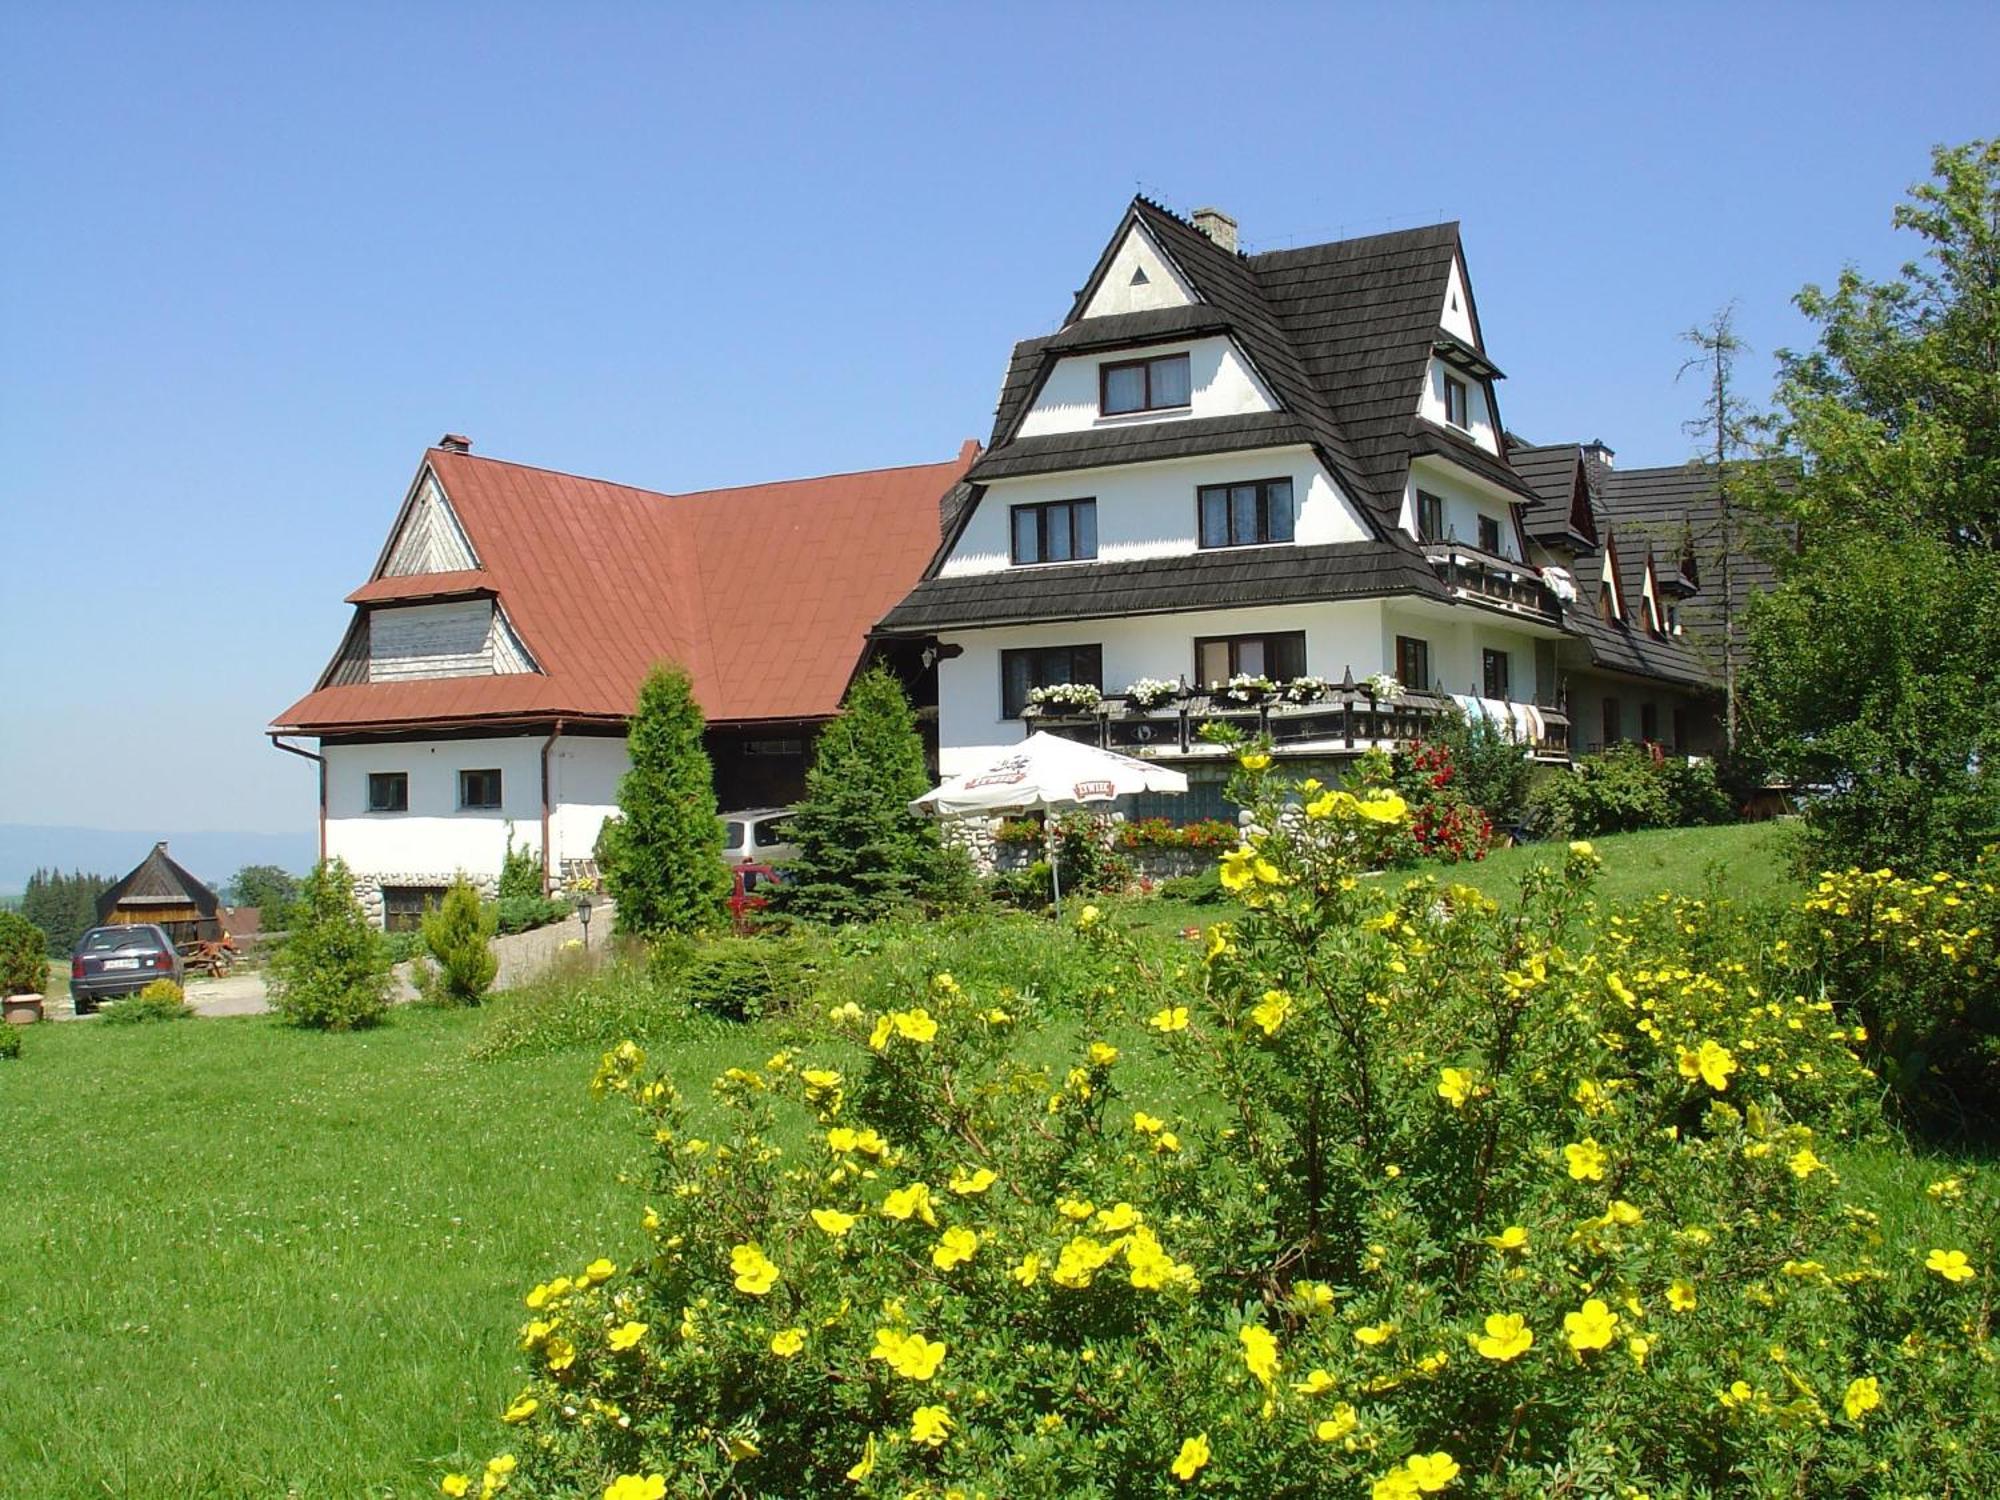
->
[943,814,1219,884]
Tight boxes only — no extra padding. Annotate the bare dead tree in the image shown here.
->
[1678,306,1756,750]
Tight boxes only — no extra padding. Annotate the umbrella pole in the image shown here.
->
[1047,818,1062,917]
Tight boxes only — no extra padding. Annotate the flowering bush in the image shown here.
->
[1026,683,1102,713]
[1213,673,1275,705]
[1795,859,2000,1138]
[990,819,1045,848]
[1387,741,1494,864]
[1113,818,1239,854]
[456,761,1998,1497]
[1278,675,1329,706]
[1124,679,1183,711]
[1364,673,1404,702]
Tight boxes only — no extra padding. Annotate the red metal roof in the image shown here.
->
[274,444,976,734]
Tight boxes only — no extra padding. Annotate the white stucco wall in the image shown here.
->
[1015,336,1278,437]
[1080,224,1196,318]
[935,601,1389,774]
[1440,257,1476,344]
[941,449,1371,578]
[1399,461,1523,561]
[325,735,548,881]
[1416,357,1500,454]
[1379,603,1546,705]
[547,734,630,872]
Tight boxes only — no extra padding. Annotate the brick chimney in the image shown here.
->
[438,433,472,454]
[1192,206,1238,254]
[1582,438,1615,470]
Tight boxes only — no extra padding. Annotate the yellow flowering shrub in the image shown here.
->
[459,765,1997,1497]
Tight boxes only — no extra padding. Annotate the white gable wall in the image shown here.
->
[1440,257,1477,344]
[1016,337,1279,437]
[1080,224,1198,317]
[942,449,1372,578]
[383,470,477,575]
[1417,358,1500,454]
[1400,463,1524,561]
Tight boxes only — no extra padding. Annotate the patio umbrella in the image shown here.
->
[911,733,1189,909]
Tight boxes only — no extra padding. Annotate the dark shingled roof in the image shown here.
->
[968,413,1312,482]
[878,542,1445,633]
[1506,439,1599,548]
[1408,421,1541,503]
[97,842,221,920]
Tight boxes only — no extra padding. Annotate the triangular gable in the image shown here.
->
[1073,213,1201,322]
[1599,534,1626,622]
[1640,550,1664,633]
[377,464,479,577]
[1570,460,1599,545]
[1441,255,1478,344]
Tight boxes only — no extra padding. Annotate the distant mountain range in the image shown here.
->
[0,824,315,898]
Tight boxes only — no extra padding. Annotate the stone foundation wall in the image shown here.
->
[944,814,1219,885]
[350,870,499,929]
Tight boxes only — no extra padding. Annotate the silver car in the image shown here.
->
[720,807,799,865]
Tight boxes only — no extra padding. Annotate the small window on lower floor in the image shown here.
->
[1482,648,1510,700]
[382,886,445,933]
[368,772,408,813]
[1602,697,1623,746]
[1641,703,1660,743]
[1395,636,1432,693]
[1672,706,1689,749]
[458,768,503,810]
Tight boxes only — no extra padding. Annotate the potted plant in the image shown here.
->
[1214,673,1276,706]
[1278,674,1329,706]
[1123,677,1182,712]
[1364,672,1406,704]
[1026,682,1104,715]
[0,911,48,1025]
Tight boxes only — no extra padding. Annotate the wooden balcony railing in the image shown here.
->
[1422,542,1564,621]
[1025,689,1571,762]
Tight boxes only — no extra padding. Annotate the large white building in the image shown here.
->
[876,199,1735,815]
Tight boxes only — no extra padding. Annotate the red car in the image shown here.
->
[729,863,784,930]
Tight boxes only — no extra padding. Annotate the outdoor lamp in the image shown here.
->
[575,891,594,948]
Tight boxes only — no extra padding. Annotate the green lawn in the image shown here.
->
[0,1006,753,1499]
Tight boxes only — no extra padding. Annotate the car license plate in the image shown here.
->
[104,958,140,970]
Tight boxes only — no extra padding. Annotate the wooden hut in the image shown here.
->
[96,842,223,945]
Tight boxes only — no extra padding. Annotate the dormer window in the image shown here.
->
[1416,490,1443,542]
[1010,499,1097,565]
[1477,514,1501,554]
[1198,478,1294,548]
[1101,353,1191,415]
[1443,373,1470,430]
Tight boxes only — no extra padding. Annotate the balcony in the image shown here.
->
[1024,687,1570,763]
[1422,541,1565,622]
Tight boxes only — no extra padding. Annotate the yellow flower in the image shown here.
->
[1240,1324,1281,1388]
[1789,1147,1827,1179]
[1372,1472,1420,1500]
[1568,840,1594,858]
[868,1014,894,1051]
[1204,925,1236,962]
[1240,750,1272,771]
[844,1434,877,1482]
[729,1244,780,1296]
[1095,1201,1143,1232]
[1437,1067,1476,1108]
[1404,1452,1461,1491]
[1925,1248,1975,1283]
[770,1327,806,1358]
[1170,1433,1211,1481]
[1627,1335,1650,1367]
[603,1478,666,1500]
[882,1182,938,1227]
[1564,1138,1607,1181]
[606,1320,649,1352]
[1051,1235,1116,1289]
[1843,1375,1881,1422]
[1474,1313,1533,1362]
[1314,1403,1359,1442]
[582,1257,616,1284]
[1151,1006,1191,1032]
[499,1390,538,1423]
[910,1404,954,1447]
[1012,1253,1042,1287]
[543,1336,576,1371]
[811,1207,857,1237]
[1219,845,1284,891]
[1563,1298,1619,1353]
[948,1166,997,1195]
[870,1326,947,1380]
[1305,789,1358,821]
[1676,1039,1738,1091]
[1485,1225,1530,1253]
[1057,1197,1096,1222]
[725,1436,760,1462]
[1089,1041,1120,1066]
[442,1478,471,1498]
[931,1226,979,1271]
[1355,791,1409,824]
[1354,1321,1398,1347]
[1667,1279,1697,1312]
[1606,973,1637,1005]
[1294,1367,1336,1394]
[1251,989,1293,1037]
[1075,903,1101,929]
[1133,1110,1166,1135]
[892,1008,939,1044]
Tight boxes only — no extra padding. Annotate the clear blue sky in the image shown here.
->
[4,2,1994,836]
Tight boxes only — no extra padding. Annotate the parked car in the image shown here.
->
[728,863,785,930]
[70,924,183,1015]
[720,807,800,865]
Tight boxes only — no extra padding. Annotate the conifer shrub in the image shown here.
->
[100,978,193,1024]
[0,1023,20,1060]
[775,667,948,924]
[606,664,730,939]
[0,911,47,996]
[452,756,1999,1496]
[417,877,499,1006]
[267,859,391,1030]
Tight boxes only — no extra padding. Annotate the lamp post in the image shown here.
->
[575,891,594,949]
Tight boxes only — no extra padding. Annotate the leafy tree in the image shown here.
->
[0,910,47,995]
[267,858,390,1030]
[1744,139,2000,869]
[773,666,945,924]
[606,664,729,938]
[415,877,498,1006]
[227,864,301,924]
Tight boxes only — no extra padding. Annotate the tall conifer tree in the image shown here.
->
[606,664,730,937]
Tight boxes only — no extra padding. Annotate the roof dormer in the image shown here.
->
[1076,218,1200,320]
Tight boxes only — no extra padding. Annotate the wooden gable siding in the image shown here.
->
[364,599,537,683]
[384,473,477,575]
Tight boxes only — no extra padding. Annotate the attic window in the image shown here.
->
[1101,353,1191,415]
[1129,267,1150,286]
[1443,373,1470,430]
